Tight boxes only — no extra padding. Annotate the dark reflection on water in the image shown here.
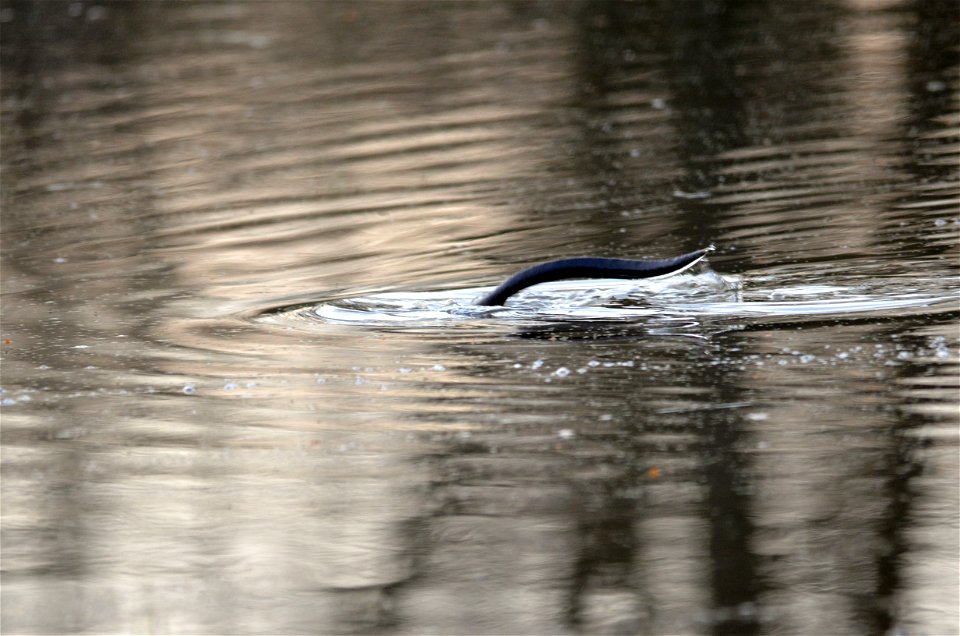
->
[2,1,958,634]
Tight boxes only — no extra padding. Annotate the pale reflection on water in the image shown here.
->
[1,1,958,635]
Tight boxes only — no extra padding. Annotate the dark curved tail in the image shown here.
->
[475,247,712,306]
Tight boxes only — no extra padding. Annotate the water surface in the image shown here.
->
[2,1,958,634]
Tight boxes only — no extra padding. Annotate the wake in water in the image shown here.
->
[254,248,959,329]
[307,267,740,325]
[267,271,956,330]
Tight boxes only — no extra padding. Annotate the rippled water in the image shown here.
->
[2,1,958,635]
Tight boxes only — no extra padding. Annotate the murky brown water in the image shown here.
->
[2,1,958,634]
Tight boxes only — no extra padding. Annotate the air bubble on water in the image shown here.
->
[530,359,544,370]
[577,367,588,374]
[431,364,446,372]
[837,352,849,360]
[182,384,196,395]
[2,398,16,406]
[800,354,815,364]
[748,412,769,422]
[588,360,600,367]
[557,428,576,440]
[554,367,570,377]
[897,351,910,360]
[224,382,238,391]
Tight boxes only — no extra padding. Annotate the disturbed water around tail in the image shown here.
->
[2,2,958,635]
